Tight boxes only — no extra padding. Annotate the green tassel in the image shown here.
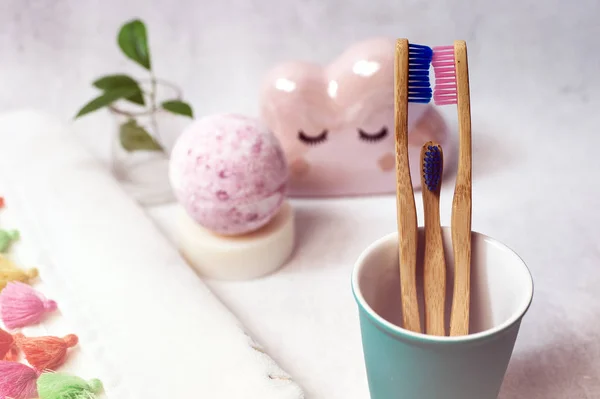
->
[37,372,104,399]
[0,229,19,253]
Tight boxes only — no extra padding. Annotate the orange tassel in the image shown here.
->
[0,328,18,361]
[15,333,79,371]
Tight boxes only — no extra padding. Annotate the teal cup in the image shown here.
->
[351,227,534,399]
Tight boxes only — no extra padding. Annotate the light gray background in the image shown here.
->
[1,0,599,160]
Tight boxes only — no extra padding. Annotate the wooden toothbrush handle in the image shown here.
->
[450,183,472,336]
[449,40,473,337]
[394,39,421,333]
[421,144,446,336]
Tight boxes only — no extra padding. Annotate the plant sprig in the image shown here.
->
[74,19,194,152]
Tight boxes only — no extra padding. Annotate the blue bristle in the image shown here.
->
[408,69,430,76]
[423,145,442,191]
[409,44,434,57]
[408,43,433,103]
[409,81,431,87]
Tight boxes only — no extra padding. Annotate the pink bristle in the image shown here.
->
[432,45,457,106]
[0,361,39,399]
[432,45,454,60]
[0,282,57,330]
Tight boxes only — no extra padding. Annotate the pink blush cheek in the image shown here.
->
[285,125,397,197]
[352,108,396,169]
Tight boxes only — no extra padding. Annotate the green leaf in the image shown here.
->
[161,100,194,118]
[117,19,151,70]
[74,87,140,119]
[93,74,145,106]
[119,119,163,152]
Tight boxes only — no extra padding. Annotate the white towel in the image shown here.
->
[0,109,304,399]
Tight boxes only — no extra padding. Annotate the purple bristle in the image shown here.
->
[423,145,442,191]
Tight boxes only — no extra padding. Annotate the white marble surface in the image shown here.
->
[3,1,600,398]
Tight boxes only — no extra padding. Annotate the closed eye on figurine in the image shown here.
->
[358,126,388,142]
[298,129,328,145]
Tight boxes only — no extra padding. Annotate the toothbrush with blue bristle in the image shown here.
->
[432,40,473,336]
[394,39,433,333]
[421,141,447,336]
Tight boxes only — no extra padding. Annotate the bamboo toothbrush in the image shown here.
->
[420,141,446,336]
[394,39,433,333]
[432,41,472,336]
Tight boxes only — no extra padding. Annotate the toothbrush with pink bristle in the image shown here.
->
[432,41,473,336]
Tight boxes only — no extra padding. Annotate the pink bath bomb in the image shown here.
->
[169,113,289,236]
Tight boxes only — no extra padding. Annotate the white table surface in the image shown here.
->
[145,97,600,399]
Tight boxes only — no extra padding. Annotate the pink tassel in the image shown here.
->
[0,282,57,330]
[0,361,39,399]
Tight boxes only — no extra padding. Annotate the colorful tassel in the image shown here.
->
[0,267,39,291]
[37,373,103,399]
[0,229,20,253]
[0,361,40,399]
[0,282,57,330]
[0,256,38,291]
[14,334,78,371]
[0,328,18,361]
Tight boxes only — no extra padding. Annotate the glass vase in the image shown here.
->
[109,80,192,206]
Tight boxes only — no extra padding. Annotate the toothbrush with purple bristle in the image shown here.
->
[421,141,447,336]
[432,41,472,336]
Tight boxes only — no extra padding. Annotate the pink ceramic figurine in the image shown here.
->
[260,37,451,197]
